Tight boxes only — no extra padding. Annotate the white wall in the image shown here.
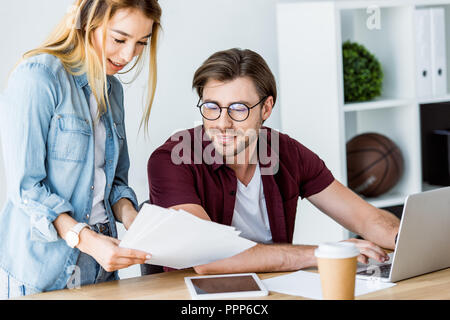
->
[0,0,281,279]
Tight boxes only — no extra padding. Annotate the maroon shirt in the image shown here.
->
[148,126,334,243]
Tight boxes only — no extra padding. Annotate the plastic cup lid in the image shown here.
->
[314,242,360,259]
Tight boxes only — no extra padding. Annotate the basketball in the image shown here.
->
[346,133,404,197]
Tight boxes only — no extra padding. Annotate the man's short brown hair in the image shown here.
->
[192,48,277,107]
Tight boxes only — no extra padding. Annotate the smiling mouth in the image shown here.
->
[108,59,125,68]
[216,135,237,145]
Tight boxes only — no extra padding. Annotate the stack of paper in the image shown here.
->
[119,204,256,269]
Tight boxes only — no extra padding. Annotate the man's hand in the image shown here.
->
[342,238,390,264]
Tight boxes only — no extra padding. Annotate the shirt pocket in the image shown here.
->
[49,114,91,163]
[113,122,125,150]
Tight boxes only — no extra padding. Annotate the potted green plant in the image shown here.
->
[342,41,384,103]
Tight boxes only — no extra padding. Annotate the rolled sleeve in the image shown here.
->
[22,193,74,243]
[109,184,138,210]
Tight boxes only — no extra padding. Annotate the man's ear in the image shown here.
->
[261,96,274,122]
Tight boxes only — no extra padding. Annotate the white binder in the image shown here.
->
[430,7,447,96]
[414,8,433,98]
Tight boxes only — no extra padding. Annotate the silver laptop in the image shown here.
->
[356,186,450,283]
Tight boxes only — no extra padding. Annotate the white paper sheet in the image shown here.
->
[119,204,256,269]
[262,270,396,300]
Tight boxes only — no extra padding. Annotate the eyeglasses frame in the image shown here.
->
[196,96,269,122]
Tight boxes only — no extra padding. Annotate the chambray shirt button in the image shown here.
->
[91,186,94,190]
[86,214,90,219]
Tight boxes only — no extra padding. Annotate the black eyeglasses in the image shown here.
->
[197,96,268,122]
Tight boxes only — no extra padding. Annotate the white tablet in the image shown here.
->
[184,273,269,300]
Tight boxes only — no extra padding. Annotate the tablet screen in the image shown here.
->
[191,275,261,294]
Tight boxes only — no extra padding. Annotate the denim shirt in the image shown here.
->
[0,54,138,292]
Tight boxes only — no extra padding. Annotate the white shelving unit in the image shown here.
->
[276,0,450,245]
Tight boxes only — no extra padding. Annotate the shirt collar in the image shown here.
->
[73,72,112,95]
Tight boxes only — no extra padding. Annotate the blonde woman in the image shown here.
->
[0,0,161,298]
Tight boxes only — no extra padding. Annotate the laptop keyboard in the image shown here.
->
[357,263,392,278]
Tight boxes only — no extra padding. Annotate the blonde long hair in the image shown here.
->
[23,0,162,133]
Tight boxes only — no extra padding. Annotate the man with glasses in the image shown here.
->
[147,48,400,274]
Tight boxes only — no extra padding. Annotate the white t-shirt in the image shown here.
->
[88,93,108,225]
[231,164,273,244]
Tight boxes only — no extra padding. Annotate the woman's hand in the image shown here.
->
[113,198,139,230]
[342,238,390,264]
[121,208,138,230]
[77,228,151,272]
